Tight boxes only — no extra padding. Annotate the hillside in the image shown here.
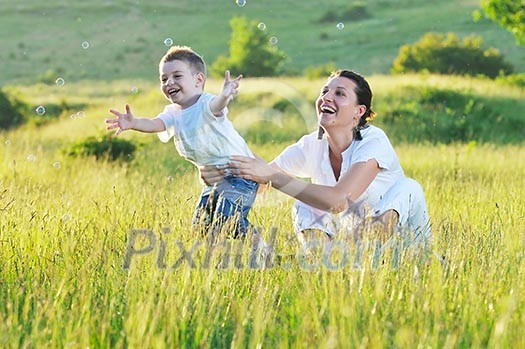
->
[1,0,523,85]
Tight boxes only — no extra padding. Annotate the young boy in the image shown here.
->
[106,46,260,242]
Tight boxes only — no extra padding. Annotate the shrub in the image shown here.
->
[318,2,371,23]
[65,134,137,161]
[0,89,27,130]
[376,86,524,144]
[391,32,513,78]
[496,73,525,88]
[304,63,337,80]
[210,17,287,77]
[37,68,65,85]
[28,99,79,127]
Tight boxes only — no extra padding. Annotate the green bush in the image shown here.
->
[28,99,80,127]
[496,73,525,88]
[0,89,27,129]
[391,32,513,78]
[65,134,137,161]
[318,2,371,23]
[210,17,287,77]
[376,86,524,144]
[37,69,64,85]
[304,63,337,80]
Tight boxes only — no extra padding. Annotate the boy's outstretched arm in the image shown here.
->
[106,104,165,135]
[209,70,242,117]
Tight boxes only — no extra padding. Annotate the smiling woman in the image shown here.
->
[201,69,432,250]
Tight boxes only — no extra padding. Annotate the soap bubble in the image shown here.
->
[81,41,90,49]
[167,176,174,182]
[337,22,344,30]
[236,0,246,7]
[27,154,36,162]
[164,37,173,46]
[76,111,85,118]
[61,213,72,222]
[5,140,11,145]
[131,86,139,94]
[258,22,266,31]
[35,106,46,115]
[269,36,278,45]
[53,162,61,169]
[56,78,65,86]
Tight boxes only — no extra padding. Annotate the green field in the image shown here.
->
[1,72,525,347]
[2,0,525,348]
[1,0,523,85]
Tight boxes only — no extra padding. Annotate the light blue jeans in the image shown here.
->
[192,175,258,238]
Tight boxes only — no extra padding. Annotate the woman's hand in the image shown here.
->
[229,155,278,184]
[198,165,225,186]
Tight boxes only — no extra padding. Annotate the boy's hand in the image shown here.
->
[106,104,136,136]
[220,70,242,102]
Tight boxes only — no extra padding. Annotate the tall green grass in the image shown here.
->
[1,75,524,347]
[1,136,524,348]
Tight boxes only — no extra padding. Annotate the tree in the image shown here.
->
[210,17,287,77]
[481,0,524,44]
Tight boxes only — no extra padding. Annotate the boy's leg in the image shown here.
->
[214,177,259,238]
[191,192,220,243]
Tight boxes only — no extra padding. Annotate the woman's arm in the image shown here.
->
[230,155,380,213]
[198,159,279,192]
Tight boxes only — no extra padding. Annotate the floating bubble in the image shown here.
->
[269,36,278,45]
[258,22,266,31]
[81,41,90,49]
[35,105,46,115]
[70,114,76,119]
[164,37,173,46]
[56,77,65,86]
[53,161,61,169]
[76,111,85,118]
[337,22,345,30]
[61,213,72,222]
[5,140,10,145]
[236,0,246,7]
[131,86,139,94]
[27,154,36,162]
[167,175,174,182]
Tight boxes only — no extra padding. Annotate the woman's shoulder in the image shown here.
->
[362,125,388,138]
[356,125,394,149]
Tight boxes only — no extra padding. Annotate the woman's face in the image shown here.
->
[316,76,365,131]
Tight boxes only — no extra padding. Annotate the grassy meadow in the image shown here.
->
[2,0,525,348]
[1,73,525,348]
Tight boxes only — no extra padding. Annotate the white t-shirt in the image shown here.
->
[273,125,406,234]
[157,92,253,166]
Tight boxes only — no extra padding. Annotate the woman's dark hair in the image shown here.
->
[318,69,376,140]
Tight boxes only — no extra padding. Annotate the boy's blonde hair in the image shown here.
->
[160,45,206,76]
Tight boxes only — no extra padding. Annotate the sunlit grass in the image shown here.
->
[1,76,525,348]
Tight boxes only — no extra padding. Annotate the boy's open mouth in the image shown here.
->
[168,88,180,96]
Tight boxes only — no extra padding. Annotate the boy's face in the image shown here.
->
[159,60,205,109]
